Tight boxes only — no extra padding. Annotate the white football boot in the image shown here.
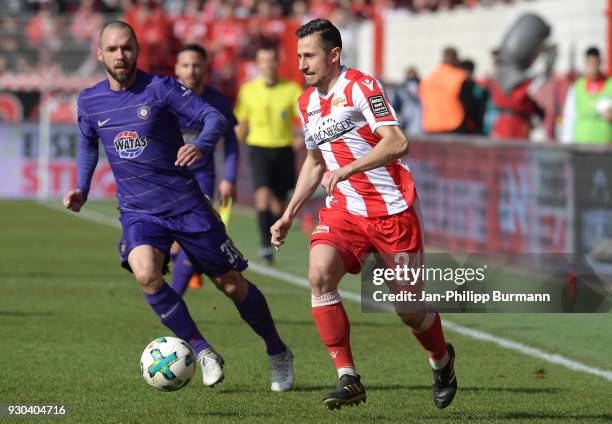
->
[197,348,224,387]
[269,348,294,392]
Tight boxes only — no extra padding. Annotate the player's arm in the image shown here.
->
[235,121,249,144]
[321,125,408,195]
[321,78,408,195]
[271,148,325,249]
[161,77,228,166]
[64,100,99,212]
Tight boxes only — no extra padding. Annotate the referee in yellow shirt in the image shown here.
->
[235,45,303,264]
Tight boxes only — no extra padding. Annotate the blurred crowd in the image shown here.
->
[2,0,523,18]
[393,46,611,144]
[1,0,608,143]
[0,0,525,77]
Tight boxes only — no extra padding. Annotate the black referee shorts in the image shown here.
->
[248,145,296,200]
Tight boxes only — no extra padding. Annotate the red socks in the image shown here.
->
[412,312,448,367]
[311,292,354,369]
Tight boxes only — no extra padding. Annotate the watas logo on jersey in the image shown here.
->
[113,130,148,159]
[314,117,356,146]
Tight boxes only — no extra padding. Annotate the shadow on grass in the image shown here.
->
[0,310,54,317]
[291,384,565,394]
[421,412,612,421]
[187,411,274,418]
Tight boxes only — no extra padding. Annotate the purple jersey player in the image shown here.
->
[170,44,240,296]
[62,21,294,392]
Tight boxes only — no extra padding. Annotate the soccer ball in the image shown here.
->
[140,336,196,391]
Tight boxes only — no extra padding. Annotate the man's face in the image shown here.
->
[297,33,337,88]
[175,50,206,90]
[97,27,138,84]
[256,49,278,80]
[585,55,601,80]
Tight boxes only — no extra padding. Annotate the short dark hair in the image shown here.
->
[178,44,207,61]
[586,47,600,58]
[459,59,475,73]
[296,19,342,51]
[99,20,137,43]
[256,41,279,57]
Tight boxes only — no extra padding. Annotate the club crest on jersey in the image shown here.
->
[314,117,356,146]
[114,130,148,159]
[137,105,150,120]
[331,96,347,107]
[312,225,330,234]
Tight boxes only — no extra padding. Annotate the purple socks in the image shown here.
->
[234,281,286,356]
[144,282,210,355]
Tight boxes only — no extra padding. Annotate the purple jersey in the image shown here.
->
[182,86,239,189]
[76,70,228,216]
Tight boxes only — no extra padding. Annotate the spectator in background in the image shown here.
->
[26,3,62,54]
[419,47,474,134]
[124,0,172,73]
[489,71,543,140]
[234,45,302,264]
[459,59,488,134]
[482,48,500,135]
[393,67,422,135]
[330,5,357,68]
[561,47,612,144]
[71,0,103,75]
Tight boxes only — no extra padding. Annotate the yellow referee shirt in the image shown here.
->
[235,77,303,148]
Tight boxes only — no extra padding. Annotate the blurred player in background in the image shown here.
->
[171,43,240,294]
[561,47,612,144]
[235,45,303,264]
[63,21,294,392]
[271,19,457,410]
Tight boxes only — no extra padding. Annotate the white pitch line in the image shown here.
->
[40,201,612,383]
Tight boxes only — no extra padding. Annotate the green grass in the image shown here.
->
[0,200,611,423]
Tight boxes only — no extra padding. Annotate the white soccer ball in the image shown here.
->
[140,336,196,391]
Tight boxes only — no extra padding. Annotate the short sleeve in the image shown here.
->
[297,106,317,150]
[352,77,399,132]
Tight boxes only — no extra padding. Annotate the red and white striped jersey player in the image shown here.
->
[271,18,458,410]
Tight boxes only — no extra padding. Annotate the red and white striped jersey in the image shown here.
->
[297,67,416,217]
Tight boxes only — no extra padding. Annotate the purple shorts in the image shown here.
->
[118,200,247,277]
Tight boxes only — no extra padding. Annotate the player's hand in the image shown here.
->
[270,215,293,251]
[175,144,203,167]
[218,180,236,207]
[321,168,349,195]
[63,189,85,212]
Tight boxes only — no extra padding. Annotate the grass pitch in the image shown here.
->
[0,200,611,423]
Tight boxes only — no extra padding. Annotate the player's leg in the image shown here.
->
[127,245,216,362]
[371,204,456,408]
[119,214,223,387]
[269,146,296,225]
[208,269,293,391]
[254,186,275,262]
[249,146,275,263]
[309,243,367,409]
[170,243,196,296]
[175,209,293,391]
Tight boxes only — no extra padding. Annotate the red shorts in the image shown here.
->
[310,202,424,274]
